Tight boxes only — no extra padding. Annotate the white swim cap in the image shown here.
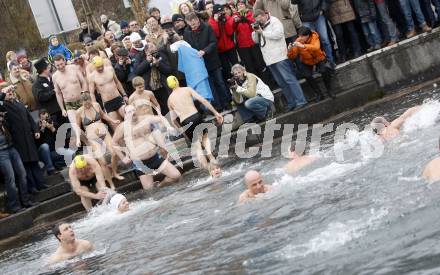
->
[109,193,126,211]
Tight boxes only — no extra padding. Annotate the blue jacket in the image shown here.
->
[48,43,73,62]
[178,45,213,102]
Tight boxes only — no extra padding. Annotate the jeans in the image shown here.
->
[420,0,440,26]
[399,0,427,31]
[208,67,232,111]
[268,59,307,109]
[237,96,272,122]
[38,143,66,171]
[332,21,362,58]
[303,15,335,64]
[0,147,30,211]
[376,2,399,41]
[24,161,47,190]
[361,21,382,47]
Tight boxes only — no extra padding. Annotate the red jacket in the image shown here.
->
[233,10,256,48]
[208,15,235,53]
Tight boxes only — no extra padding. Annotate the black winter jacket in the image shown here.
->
[32,75,61,115]
[183,22,221,71]
[291,0,331,22]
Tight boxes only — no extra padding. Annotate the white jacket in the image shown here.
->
[235,74,274,102]
[252,16,288,66]
[101,20,122,39]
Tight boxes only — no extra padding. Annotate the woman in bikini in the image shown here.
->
[76,92,124,189]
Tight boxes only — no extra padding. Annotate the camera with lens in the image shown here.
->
[151,51,160,59]
[227,78,237,86]
[219,12,227,23]
[252,22,261,30]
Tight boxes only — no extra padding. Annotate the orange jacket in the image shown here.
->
[287,31,326,66]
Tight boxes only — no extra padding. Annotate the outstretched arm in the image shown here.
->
[190,89,223,124]
[391,106,421,129]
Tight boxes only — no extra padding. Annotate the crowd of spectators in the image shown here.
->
[0,0,439,217]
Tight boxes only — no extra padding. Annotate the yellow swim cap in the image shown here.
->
[92,56,104,67]
[74,155,87,169]
[167,76,179,89]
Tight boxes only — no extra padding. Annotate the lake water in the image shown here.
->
[1,86,440,274]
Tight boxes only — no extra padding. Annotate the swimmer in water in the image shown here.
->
[194,136,222,178]
[422,137,440,183]
[109,193,130,213]
[283,147,317,174]
[48,223,94,265]
[238,170,271,204]
[370,106,421,140]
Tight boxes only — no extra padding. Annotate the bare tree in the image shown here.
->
[130,0,148,25]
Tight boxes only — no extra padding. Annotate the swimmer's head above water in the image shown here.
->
[52,223,75,243]
[209,162,222,178]
[109,193,130,213]
[245,170,266,195]
[371,116,390,135]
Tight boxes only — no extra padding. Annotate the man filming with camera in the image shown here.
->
[252,9,307,112]
[229,64,275,123]
[208,4,239,80]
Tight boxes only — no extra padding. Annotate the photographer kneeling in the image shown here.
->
[287,27,336,102]
[229,64,275,123]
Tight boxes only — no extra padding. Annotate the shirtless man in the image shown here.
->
[85,47,112,77]
[112,105,181,190]
[238,170,271,204]
[371,106,421,140]
[422,138,440,183]
[48,223,94,265]
[129,76,161,116]
[53,54,88,127]
[72,50,89,78]
[283,147,317,174]
[89,56,128,128]
[68,155,108,211]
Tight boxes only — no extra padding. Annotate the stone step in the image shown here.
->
[33,202,85,225]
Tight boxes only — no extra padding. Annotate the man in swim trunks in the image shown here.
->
[89,56,128,129]
[371,106,421,140]
[283,146,317,174]
[48,223,94,265]
[112,105,181,190]
[167,75,223,142]
[53,54,88,137]
[68,155,108,211]
[238,170,271,204]
[422,137,440,183]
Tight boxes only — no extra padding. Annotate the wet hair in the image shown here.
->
[132,76,145,88]
[53,54,66,62]
[80,91,92,102]
[297,26,312,37]
[209,161,220,172]
[52,222,63,241]
[185,12,199,22]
